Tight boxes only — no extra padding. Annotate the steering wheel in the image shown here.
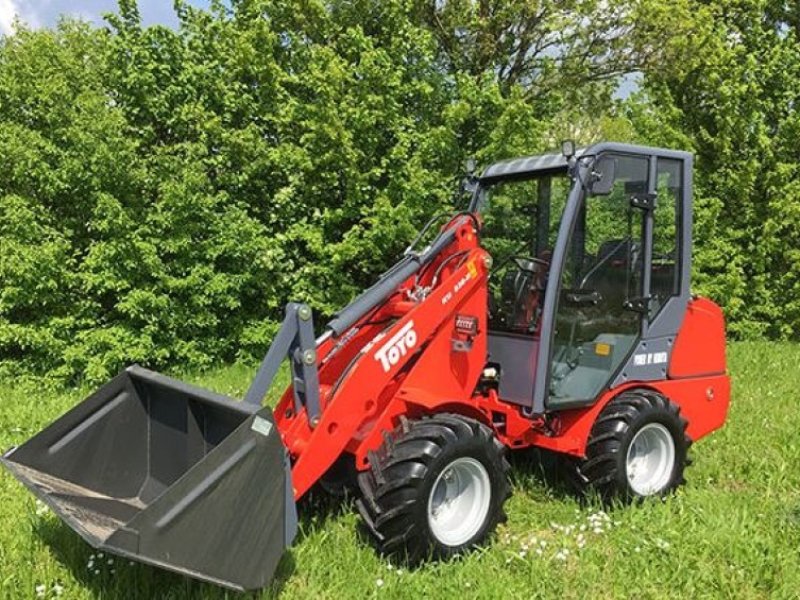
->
[489,254,551,333]
[489,254,548,297]
[491,253,549,277]
[511,255,549,274]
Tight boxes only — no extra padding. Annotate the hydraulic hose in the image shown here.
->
[326,224,460,337]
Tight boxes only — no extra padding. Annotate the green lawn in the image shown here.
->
[1,342,799,599]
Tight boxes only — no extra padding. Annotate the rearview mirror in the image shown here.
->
[589,156,617,196]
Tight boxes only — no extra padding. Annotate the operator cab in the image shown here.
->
[472,144,689,415]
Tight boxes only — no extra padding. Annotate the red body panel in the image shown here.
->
[275,214,731,501]
[669,296,727,379]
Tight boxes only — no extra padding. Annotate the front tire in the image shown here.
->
[577,389,691,500]
[319,454,358,498]
[356,413,510,563]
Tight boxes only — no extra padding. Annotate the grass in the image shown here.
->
[2,342,800,599]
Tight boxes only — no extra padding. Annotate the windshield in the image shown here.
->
[476,173,573,334]
[476,174,572,261]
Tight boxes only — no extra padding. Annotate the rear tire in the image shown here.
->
[356,413,510,563]
[576,389,691,500]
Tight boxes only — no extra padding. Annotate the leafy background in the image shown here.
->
[1,0,798,384]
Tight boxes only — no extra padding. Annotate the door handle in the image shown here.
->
[623,296,651,314]
[564,290,602,306]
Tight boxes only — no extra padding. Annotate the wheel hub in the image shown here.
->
[427,457,491,546]
[625,422,676,495]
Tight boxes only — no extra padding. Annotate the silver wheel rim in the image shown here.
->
[625,423,676,496]
[427,457,492,546]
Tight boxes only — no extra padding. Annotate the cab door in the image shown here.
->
[546,154,649,409]
[478,174,570,406]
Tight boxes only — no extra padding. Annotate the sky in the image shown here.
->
[0,1,639,98]
[0,0,210,35]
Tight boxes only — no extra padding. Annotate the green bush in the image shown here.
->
[1,0,797,383]
[0,2,465,383]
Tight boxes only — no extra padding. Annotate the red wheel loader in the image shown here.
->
[2,142,730,590]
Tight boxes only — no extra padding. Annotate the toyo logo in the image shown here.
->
[374,321,417,372]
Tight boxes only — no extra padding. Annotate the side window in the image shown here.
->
[480,179,538,259]
[651,159,682,317]
[575,155,647,303]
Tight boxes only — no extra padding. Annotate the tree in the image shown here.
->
[639,0,800,338]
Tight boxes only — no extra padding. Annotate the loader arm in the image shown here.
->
[275,215,489,499]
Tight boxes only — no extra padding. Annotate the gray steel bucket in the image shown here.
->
[1,365,297,591]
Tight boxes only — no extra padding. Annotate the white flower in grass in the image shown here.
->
[376,578,384,587]
[107,558,114,565]
[35,501,50,516]
[52,584,64,596]
[35,584,46,598]
[465,582,472,588]
[535,548,543,556]
[518,550,527,559]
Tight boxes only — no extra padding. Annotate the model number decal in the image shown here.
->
[374,321,417,372]
[633,352,668,366]
[441,271,473,305]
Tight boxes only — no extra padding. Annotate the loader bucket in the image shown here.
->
[1,365,297,591]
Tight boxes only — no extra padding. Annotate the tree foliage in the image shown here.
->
[0,0,793,382]
[637,0,800,338]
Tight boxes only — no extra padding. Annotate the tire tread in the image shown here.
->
[356,413,509,562]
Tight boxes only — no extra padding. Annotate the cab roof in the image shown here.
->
[479,142,692,183]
